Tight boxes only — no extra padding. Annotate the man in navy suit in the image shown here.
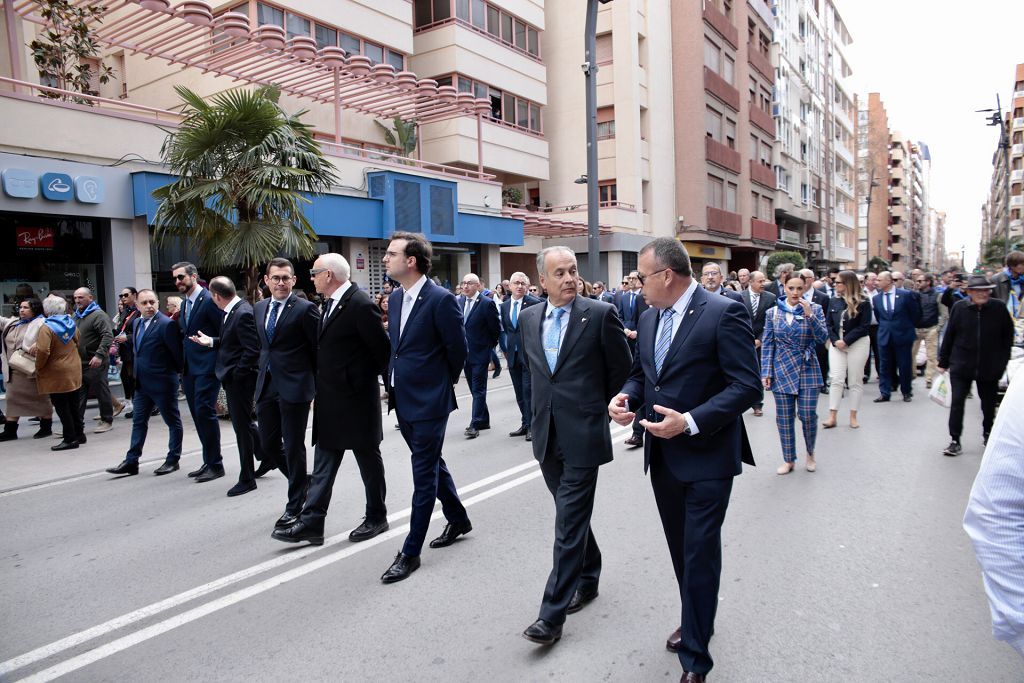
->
[380,231,472,584]
[873,270,922,402]
[618,272,649,448]
[799,268,832,392]
[456,273,501,439]
[500,271,542,440]
[172,262,224,483]
[190,276,263,497]
[254,258,320,531]
[105,289,184,477]
[592,281,614,303]
[610,238,760,682]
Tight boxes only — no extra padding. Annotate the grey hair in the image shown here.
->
[639,238,692,277]
[701,262,722,276]
[462,272,480,285]
[799,268,815,278]
[320,253,351,282]
[43,294,67,316]
[171,261,198,276]
[750,270,765,280]
[510,271,530,285]
[775,262,795,278]
[536,246,576,277]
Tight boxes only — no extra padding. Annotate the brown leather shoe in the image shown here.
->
[680,673,705,683]
[666,627,682,653]
[624,435,643,448]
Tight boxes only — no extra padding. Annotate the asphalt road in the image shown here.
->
[1,373,1020,682]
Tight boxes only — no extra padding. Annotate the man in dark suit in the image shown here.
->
[799,268,832,392]
[500,271,542,440]
[272,254,391,546]
[741,270,775,416]
[172,261,224,483]
[254,258,320,531]
[105,289,184,477]
[519,246,632,646]
[380,232,472,583]
[764,262,795,299]
[618,271,649,448]
[610,238,760,682]
[700,262,744,305]
[873,270,922,402]
[592,281,614,303]
[189,276,263,497]
[456,273,501,439]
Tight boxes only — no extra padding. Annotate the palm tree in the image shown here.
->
[375,116,418,158]
[981,235,1024,268]
[153,85,337,298]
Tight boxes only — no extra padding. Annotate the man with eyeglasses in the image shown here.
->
[592,280,614,303]
[172,262,224,482]
[913,273,941,388]
[253,258,320,530]
[456,273,500,439]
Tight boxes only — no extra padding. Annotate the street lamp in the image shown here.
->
[977,96,1011,263]
[584,0,613,282]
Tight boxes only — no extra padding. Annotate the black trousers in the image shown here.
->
[650,452,733,676]
[222,373,262,485]
[864,325,880,380]
[537,427,602,626]
[815,342,829,385]
[183,371,222,467]
[79,362,114,424]
[257,373,310,516]
[300,444,387,532]
[508,360,532,429]
[51,389,83,442]
[120,359,136,400]
[949,374,999,441]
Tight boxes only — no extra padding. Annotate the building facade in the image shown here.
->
[981,62,1024,260]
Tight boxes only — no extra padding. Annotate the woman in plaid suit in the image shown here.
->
[761,276,829,474]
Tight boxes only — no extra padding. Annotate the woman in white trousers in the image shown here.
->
[823,270,873,429]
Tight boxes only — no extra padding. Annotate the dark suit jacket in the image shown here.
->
[313,285,391,451]
[179,287,221,376]
[387,278,468,421]
[741,289,777,341]
[617,289,648,330]
[713,287,745,305]
[939,298,1014,381]
[520,296,632,468]
[211,300,259,383]
[132,312,183,396]
[874,287,921,346]
[254,294,319,403]
[500,294,542,368]
[621,285,761,481]
[765,279,786,299]
[806,288,830,311]
[456,294,500,366]
[826,298,872,346]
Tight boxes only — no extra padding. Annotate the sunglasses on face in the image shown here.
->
[174,274,189,281]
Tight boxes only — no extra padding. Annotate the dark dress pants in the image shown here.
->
[864,325,880,380]
[463,362,490,428]
[949,374,999,441]
[222,373,261,485]
[256,373,310,516]
[537,440,601,626]
[301,444,387,532]
[508,359,532,429]
[650,451,733,676]
[125,384,183,464]
[120,358,136,401]
[183,372,222,467]
[397,415,468,557]
[51,389,83,442]
[815,342,829,385]
[878,340,913,398]
[79,362,113,423]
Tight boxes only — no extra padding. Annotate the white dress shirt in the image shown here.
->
[223,296,242,317]
[324,281,352,318]
[658,279,701,435]
[264,295,289,330]
[964,372,1024,659]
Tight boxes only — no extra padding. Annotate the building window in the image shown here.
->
[315,25,337,49]
[723,54,735,85]
[706,107,723,141]
[437,73,542,134]
[285,12,309,39]
[417,0,540,58]
[596,33,613,64]
[597,106,615,139]
[726,182,737,212]
[707,175,724,209]
[599,180,617,204]
[724,118,736,149]
[704,38,720,73]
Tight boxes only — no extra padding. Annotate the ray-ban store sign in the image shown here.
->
[1,168,104,204]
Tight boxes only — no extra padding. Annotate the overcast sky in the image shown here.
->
[840,0,1024,267]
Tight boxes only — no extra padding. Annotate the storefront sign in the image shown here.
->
[40,173,73,201]
[1,168,105,204]
[16,226,55,249]
[2,169,38,198]
[779,228,802,244]
[75,176,104,203]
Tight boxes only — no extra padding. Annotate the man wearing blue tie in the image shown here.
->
[499,271,542,440]
[873,271,921,403]
[456,273,501,439]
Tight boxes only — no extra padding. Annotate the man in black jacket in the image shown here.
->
[937,276,1015,456]
[741,271,775,416]
[912,273,941,388]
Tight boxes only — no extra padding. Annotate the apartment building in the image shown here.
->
[857,92,889,267]
[981,63,1024,257]
[929,209,947,272]
[0,0,542,313]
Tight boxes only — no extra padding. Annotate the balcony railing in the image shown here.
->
[706,137,741,173]
[702,3,738,48]
[749,104,775,137]
[503,201,637,213]
[751,217,777,242]
[749,159,776,189]
[703,67,740,111]
[707,207,742,235]
[747,45,773,82]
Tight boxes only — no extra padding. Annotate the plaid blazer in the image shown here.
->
[760,303,828,394]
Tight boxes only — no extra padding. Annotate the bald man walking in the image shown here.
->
[457,273,500,439]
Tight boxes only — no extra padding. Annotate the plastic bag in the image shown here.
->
[929,373,952,409]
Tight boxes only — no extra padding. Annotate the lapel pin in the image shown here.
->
[581,317,587,323]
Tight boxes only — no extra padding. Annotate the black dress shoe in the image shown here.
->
[227,480,256,497]
[477,424,491,430]
[492,365,501,379]
[666,627,683,653]
[187,464,209,478]
[525,430,532,442]
[902,395,913,402]
[194,466,225,483]
[106,460,139,476]
[153,461,179,476]
[254,458,277,478]
[819,386,829,394]
[51,440,79,451]
[465,427,479,439]
[567,587,599,614]
[349,517,389,542]
[509,426,529,437]
[381,552,420,583]
[522,619,562,645]
[271,520,324,545]
[124,411,133,419]
[624,435,643,448]
[681,673,706,683]
[873,396,890,403]
[429,520,472,548]
[275,512,299,529]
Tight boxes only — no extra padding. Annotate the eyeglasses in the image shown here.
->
[309,268,327,277]
[173,274,189,281]
[268,275,293,283]
[119,293,130,298]
[460,281,475,286]
[637,268,669,285]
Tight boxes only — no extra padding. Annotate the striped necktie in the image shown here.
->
[654,308,675,374]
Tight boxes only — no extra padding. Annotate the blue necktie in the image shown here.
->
[135,318,149,353]
[267,301,281,342]
[654,308,675,375]
[183,298,191,326]
[511,300,519,329]
[544,307,565,373]
[886,293,892,313]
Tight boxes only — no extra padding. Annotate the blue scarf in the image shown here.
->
[951,289,967,301]
[74,301,100,319]
[1006,268,1024,287]
[777,298,802,315]
[44,315,77,345]
[14,314,43,327]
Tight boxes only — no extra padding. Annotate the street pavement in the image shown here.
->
[0,372,1020,682]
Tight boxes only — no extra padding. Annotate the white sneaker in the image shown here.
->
[93,421,113,434]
